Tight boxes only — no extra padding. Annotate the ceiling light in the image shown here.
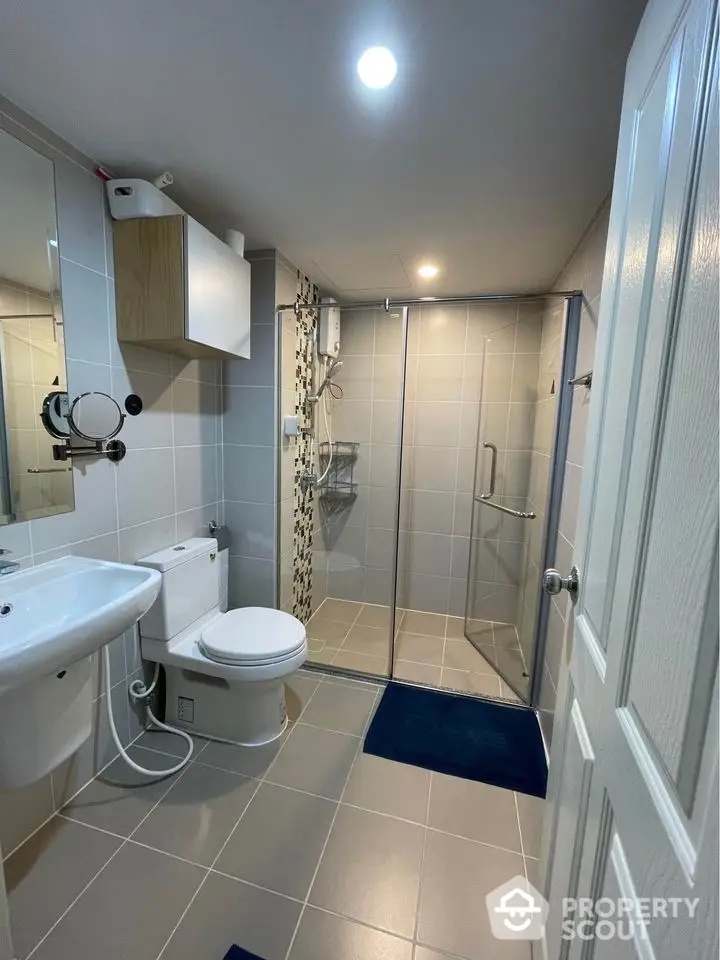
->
[417,263,440,279]
[357,47,397,89]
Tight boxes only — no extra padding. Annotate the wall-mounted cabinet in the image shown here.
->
[112,214,251,359]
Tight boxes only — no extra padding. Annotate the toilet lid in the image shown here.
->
[200,607,306,664]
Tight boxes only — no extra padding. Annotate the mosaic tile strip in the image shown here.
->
[291,272,318,623]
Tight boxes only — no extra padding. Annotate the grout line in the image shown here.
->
[26,841,130,958]
[413,767,434,942]
[24,744,192,952]
[154,770,265,959]
[55,812,125,842]
[282,687,380,959]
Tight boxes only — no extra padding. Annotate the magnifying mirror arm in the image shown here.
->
[53,439,126,463]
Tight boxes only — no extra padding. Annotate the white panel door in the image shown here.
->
[540,0,718,958]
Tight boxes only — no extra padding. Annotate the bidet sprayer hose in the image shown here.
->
[103,643,194,778]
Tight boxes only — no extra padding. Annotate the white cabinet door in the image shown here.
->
[186,217,251,358]
[540,0,718,957]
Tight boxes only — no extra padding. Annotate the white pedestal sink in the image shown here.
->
[0,556,161,787]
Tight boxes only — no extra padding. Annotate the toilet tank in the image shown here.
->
[136,538,219,641]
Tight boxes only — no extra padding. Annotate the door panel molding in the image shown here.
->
[617,705,697,879]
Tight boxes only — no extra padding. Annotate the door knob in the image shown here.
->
[543,566,579,603]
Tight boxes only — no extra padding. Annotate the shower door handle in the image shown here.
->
[478,441,497,500]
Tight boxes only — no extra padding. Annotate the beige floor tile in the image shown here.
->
[465,619,495,647]
[395,632,445,665]
[445,615,468,640]
[417,831,529,960]
[443,639,494,672]
[309,805,425,938]
[289,906,413,960]
[135,729,209,759]
[266,724,358,799]
[62,747,182,837]
[306,618,352,644]
[302,681,377,736]
[500,680,523,702]
[526,855,542,891]
[307,643,337,665]
[429,773,521,852]
[343,623,392,658]
[493,623,521,648]
[131,763,257,865]
[332,649,390,676]
[31,842,205,960]
[161,872,302,960]
[440,669,501,697]
[316,598,363,622]
[400,610,447,637]
[414,948,458,960]
[516,791,546,858]
[5,816,122,959]
[355,603,393,629]
[216,782,336,899]
[198,732,286,779]
[343,752,431,824]
[285,674,321,722]
[393,660,443,685]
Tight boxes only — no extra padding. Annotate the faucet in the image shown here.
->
[0,549,19,576]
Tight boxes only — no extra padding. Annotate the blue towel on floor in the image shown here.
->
[364,681,547,797]
[223,948,264,960]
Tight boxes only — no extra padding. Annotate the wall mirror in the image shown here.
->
[0,128,74,522]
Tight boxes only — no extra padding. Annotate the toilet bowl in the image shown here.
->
[137,538,307,746]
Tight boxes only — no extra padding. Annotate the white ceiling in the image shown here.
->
[0,0,646,298]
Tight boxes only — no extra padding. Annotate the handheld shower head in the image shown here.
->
[311,358,344,402]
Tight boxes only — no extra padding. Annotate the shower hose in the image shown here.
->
[103,642,194,777]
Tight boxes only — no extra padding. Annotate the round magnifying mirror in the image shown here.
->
[67,391,125,442]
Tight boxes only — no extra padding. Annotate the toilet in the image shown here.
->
[136,537,307,746]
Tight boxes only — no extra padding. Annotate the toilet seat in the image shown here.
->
[200,607,306,667]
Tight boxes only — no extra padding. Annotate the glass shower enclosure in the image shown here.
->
[285,293,581,707]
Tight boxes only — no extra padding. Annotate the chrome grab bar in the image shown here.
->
[568,370,593,388]
[473,495,536,520]
[478,441,497,499]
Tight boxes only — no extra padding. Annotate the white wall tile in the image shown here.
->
[222,385,274,446]
[60,259,111,365]
[223,445,276,504]
[54,161,106,274]
[174,444,218,513]
[224,501,276,560]
[118,447,175,527]
[29,459,118,553]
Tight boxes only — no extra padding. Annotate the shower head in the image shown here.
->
[311,358,344,402]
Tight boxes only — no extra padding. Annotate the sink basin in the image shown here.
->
[0,555,161,697]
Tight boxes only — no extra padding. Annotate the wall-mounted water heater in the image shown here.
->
[318,298,341,358]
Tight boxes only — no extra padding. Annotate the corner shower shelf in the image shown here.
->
[317,441,359,501]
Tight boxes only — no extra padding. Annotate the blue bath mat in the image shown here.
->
[364,682,547,798]
[223,948,264,960]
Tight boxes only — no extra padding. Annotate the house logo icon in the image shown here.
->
[486,875,549,940]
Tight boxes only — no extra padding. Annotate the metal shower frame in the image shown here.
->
[276,289,583,709]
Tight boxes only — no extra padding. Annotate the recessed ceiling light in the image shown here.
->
[357,47,397,89]
[417,263,440,279]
